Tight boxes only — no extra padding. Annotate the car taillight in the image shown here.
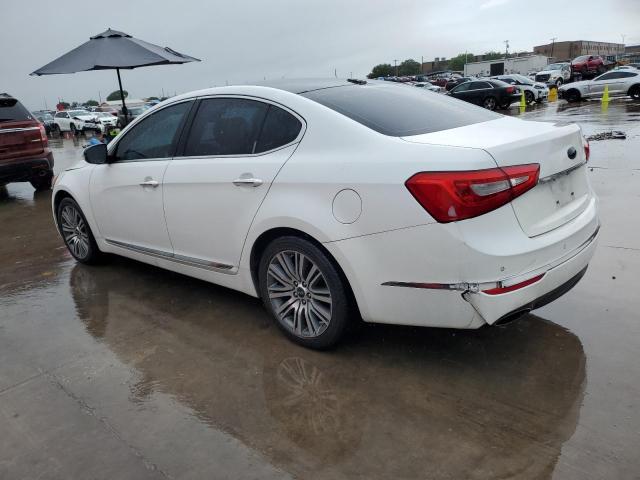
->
[584,138,590,162]
[405,164,540,223]
[505,86,515,94]
[482,273,545,295]
[38,123,48,147]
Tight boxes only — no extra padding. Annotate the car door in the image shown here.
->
[587,72,624,97]
[466,81,493,105]
[450,81,473,101]
[89,100,193,254]
[162,96,304,270]
[55,111,70,131]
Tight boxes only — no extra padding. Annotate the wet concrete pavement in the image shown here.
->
[1,99,639,479]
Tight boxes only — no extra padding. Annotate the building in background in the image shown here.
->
[463,54,549,77]
[534,40,625,61]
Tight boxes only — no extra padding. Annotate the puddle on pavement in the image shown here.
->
[47,260,585,479]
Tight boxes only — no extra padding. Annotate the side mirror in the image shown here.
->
[84,143,108,164]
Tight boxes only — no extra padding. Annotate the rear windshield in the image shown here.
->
[0,97,32,123]
[301,82,499,137]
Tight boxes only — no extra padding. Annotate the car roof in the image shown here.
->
[253,78,362,94]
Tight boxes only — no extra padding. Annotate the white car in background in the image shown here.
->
[535,62,572,87]
[93,112,118,132]
[492,74,549,104]
[559,69,640,102]
[53,110,100,134]
[414,82,444,93]
[52,79,599,349]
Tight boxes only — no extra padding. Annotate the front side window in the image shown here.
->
[114,101,191,161]
[452,82,471,92]
[184,98,268,156]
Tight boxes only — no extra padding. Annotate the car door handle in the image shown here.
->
[233,177,263,187]
[139,180,159,188]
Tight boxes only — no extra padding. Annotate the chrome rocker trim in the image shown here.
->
[105,239,234,273]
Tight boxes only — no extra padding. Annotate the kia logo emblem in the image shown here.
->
[567,147,577,159]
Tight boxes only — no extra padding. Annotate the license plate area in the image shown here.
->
[511,165,591,237]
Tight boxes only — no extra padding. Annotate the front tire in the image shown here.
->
[629,85,640,100]
[556,78,563,87]
[483,96,497,110]
[56,197,103,264]
[566,89,581,102]
[258,236,351,349]
[524,90,535,104]
[70,124,77,136]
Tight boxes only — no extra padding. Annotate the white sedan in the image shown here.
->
[52,79,599,349]
[93,111,118,132]
[559,69,640,102]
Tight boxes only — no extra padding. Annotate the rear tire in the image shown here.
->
[258,236,352,349]
[483,96,497,110]
[30,171,53,191]
[56,197,103,264]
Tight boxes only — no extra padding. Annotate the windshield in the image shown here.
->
[96,112,112,117]
[547,63,567,70]
[574,56,589,62]
[301,82,500,137]
[0,96,32,122]
[129,107,149,115]
[69,110,88,117]
[511,74,534,85]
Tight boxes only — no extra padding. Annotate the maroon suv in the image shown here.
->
[571,55,605,75]
[0,93,54,191]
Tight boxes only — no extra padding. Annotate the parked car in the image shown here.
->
[445,76,473,91]
[52,79,599,349]
[559,69,640,102]
[571,55,605,75]
[448,79,521,110]
[53,110,101,135]
[614,65,639,71]
[33,111,55,134]
[0,93,54,190]
[414,82,443,93]
[492,74,549,104]
[116,105,150,127]
[535,62,572,87]
[94,106,119,116]
[93,112,118,132]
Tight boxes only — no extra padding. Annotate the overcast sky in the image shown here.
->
[3,0,638,110]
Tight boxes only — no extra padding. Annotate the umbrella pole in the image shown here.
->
[116,68,128,127]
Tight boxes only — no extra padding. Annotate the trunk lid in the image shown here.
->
[402,116,592,237]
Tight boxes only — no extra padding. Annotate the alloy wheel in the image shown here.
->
[267,250,333,338]
[60,205,90,259]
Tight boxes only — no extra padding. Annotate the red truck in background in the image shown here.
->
[571,55,606,75]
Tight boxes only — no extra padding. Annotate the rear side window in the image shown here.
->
[0,97,32,122]
[184,98,268,156]
[302,83,499,137]
[254,106,302,153]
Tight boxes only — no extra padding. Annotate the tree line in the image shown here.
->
[367,51,505,78]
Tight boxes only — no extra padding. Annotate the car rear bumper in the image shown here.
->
[0,152,54,184]
[325,193,599,330]
[464,225,598,325]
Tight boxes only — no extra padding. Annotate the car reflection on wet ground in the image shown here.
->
[1,99,639,479]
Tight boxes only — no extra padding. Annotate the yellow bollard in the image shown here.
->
[549,88,558,102]
[520,91,527,108]
[602,84,610,103]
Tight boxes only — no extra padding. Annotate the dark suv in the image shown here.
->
[0,93,54,191]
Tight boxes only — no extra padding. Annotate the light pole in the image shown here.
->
[550,37,557,60]
[394,59,399,77]
[504,40,509,59]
